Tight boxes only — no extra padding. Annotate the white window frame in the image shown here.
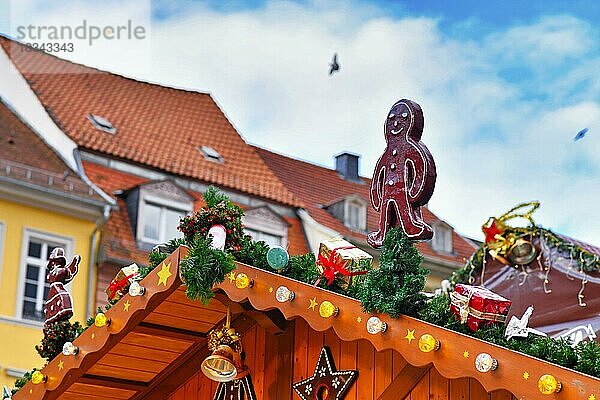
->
[137,194,192,244]
[431,224,453,253]
[242,207,288,248]
[343,197,367,231]
[15,228,74,322]
[244,228,284,247]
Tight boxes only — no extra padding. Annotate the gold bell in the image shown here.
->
[201,344,240,382]
[507,238,537,265]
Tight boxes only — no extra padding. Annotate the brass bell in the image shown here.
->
[507,238,537,265]
[201,344,240,382]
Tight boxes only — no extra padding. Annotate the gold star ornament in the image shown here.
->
[308,297,318,311]
[523,372,529,380]
[228,271,236,283]
[588,395,596,400]
[463,351,469,358]
[157,262,172,286]
[405,329,416,344]
[58,360,64,370]
[123,300,131,312]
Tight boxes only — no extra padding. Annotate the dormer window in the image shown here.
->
[88,114,117,134]
[242,206,289,248]
[324,195,367,232]
[199,146,224,163]
[122,180,194,246]
[431,223,453,253]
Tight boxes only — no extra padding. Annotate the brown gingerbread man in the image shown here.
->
[367,99,436,247]
[44,248,80,325]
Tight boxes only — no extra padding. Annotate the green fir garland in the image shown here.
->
[35,321,84,362]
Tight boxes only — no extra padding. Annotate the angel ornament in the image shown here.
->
[44,248,80,325]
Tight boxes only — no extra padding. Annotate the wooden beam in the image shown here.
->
[377,364,432,400]
[132,313,258,400]
[135,322,207,342]
[79,375,148,392]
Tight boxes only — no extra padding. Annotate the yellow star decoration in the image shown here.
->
[588,395,596,400]
[405,329,416,344]
[123,300,131,312]
[308,297,318,311]
[523,372,529,380]
[157,262,172,286]
[269,287,274,293]
[228,271,236,283]
[356,316,362,323]
[463,351,469,359]
[91,333,95,340]
[29,389,32,394]
[58,360,64,371]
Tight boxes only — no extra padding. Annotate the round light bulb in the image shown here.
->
[275,286,295,303]
[318,301,339,318]
[267,246,289,270]
[538,374,562,395]
[128,281,146,297]
[94,312,110,327]
[366,316,387,335]
[31,371,47,385]
[62,341,79,356]
[475,353,498,373]
[418,334,440,353]
[235,273,253,289]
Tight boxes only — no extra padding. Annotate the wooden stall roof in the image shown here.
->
[15,247,600,400]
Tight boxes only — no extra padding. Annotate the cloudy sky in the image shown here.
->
[2,0,599,243]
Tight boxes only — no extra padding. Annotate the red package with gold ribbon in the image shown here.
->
[450,284,512,332]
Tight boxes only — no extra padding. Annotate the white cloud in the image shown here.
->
[4,0,600,244]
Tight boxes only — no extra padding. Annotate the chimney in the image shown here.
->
[335,152,360,182]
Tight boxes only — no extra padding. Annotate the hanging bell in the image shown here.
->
[507,238,537,265]
[201,344,240,382]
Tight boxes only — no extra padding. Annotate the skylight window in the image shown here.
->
[199,145,224,163]
[88,114,117,134]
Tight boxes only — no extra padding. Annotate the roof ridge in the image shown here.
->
[252,144,371,181]
[0,33,212,97]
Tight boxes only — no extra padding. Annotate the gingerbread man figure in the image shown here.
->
[44,248,80,325]
[367,99,436,247]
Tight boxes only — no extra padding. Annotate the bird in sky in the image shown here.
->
[329,53,340,75]
[574,127,588,141]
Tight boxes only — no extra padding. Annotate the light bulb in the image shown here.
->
[62,341,79,356]
[275,286,295,302]
[128,281,146,296]
[366,316,387,335]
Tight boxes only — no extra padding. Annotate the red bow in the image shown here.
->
[316,246,367,286]
[108,274,135,300]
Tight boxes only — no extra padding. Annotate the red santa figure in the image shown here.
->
[44,248,80,325]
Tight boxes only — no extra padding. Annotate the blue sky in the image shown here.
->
[2,0,599,244]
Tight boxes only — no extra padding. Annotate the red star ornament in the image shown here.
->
[482,218,504,244]
[293,346,357,400]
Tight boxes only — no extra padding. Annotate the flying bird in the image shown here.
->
[574,127,588,141]
[329,53,340,75]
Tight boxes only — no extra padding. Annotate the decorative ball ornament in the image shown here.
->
[235,273,253,289]
[266,246,289,270]
[30,371,47,385]
[62,341,78,356]
[319,301,339,318]
[94,312,110,327]
[538,374,562,395]
[475,353,498,373]
[275,286,295,303]
[507,238,537,265]
[128,281,146,297]
[208,224,227,250]
[418,334,440,353]
[366,316,387,335]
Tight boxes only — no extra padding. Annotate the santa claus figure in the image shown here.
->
[44,248,80,325]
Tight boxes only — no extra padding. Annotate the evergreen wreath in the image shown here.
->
[35,321,84,363]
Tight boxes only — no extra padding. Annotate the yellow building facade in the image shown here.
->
[0,100,111,389]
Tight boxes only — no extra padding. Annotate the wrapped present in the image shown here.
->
[450,284,512,332]
[106,263,140,301]
[315,237,373,289]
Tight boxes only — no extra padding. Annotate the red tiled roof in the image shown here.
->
[254,146,477,264]
[83,162,308,265]
[0,36,301,207]
[0,100,104,202]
